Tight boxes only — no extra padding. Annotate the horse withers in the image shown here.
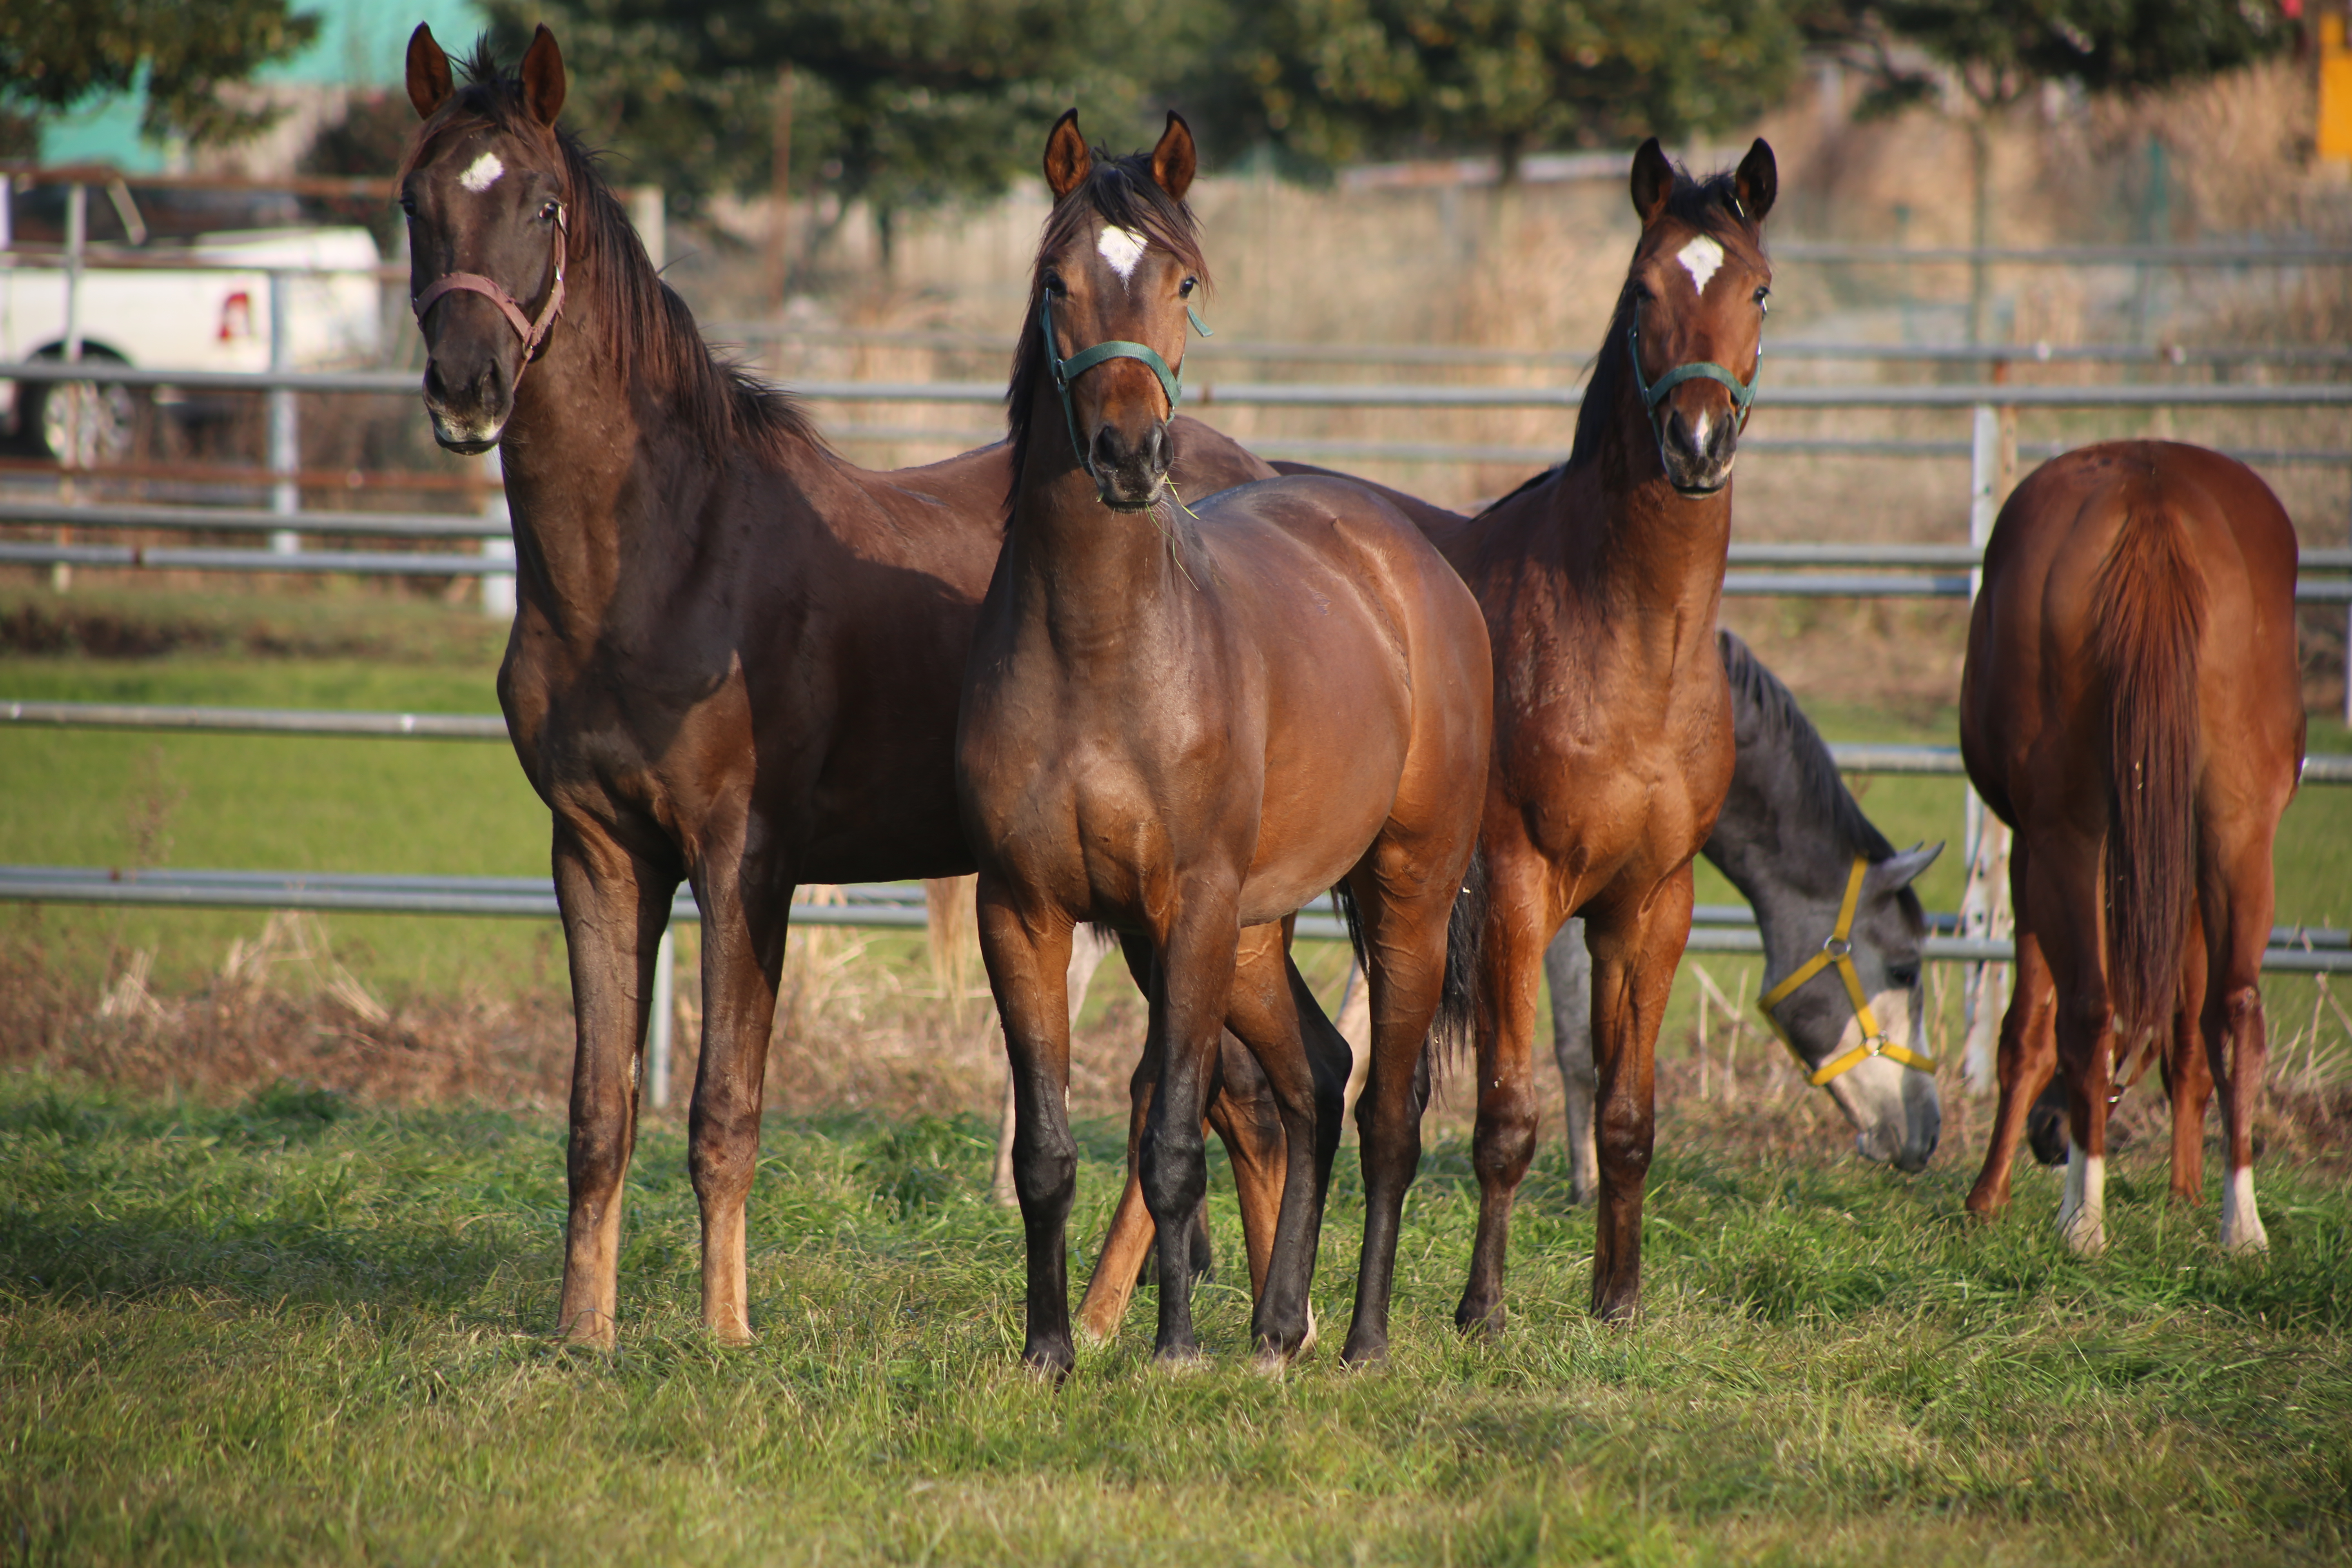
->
[1550,630,1941,1198]
[958,111,1492,1372]
[397,29,1283,1348]
[1960,441,2301,1255]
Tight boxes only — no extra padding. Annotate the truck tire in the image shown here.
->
[24,346,143,466]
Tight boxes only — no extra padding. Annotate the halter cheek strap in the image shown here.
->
[1756,854,1937,1088]
[1041,292,1210,476]
[411,203,570,390]
[1626,311,1761,455]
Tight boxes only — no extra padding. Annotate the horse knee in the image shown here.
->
[1472,1104,1538,1182]
[1011,1127,1078,1208]
[1139,1128,1207,1219]
[687,1102,761,1200]
[567,1123,632,1192]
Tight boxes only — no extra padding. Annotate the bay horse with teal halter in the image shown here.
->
[396,27,1288,1348]
[958,110,1492,1371]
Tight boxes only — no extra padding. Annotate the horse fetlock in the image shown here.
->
[2220,1166,2269,1254]
[2057,1138,2107,1256]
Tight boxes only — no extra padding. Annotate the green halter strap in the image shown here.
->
[1626,309,1762,455]
[1040,291,1211,476]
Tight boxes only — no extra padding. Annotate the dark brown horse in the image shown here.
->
[957,111,1492,1370]
[399,29,1283,1347]
[1444,140,1775,1326]
[1960,441,2301,1254]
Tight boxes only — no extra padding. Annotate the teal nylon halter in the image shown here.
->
[1040,291,1211,476]
[1626,311,1762,454]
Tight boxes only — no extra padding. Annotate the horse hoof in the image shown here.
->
[1589,1290,1641,1325]
[556,1308,618,1352]
[1021,1340,1076,1381]
[1339,1332,1387,1367]
[1152,1344,1208,1374]
[1453,1298,1505,1340]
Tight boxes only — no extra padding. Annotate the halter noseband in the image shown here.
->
[410,202,570,390]
[1626,307,1761,458]
[1040,290,1210,477]
[1756,854,1936,1089]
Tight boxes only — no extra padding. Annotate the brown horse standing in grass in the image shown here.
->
[398,29,1282,1347]
[958,112,1492,1371]
[1446,140,1776,1327]
[1960,442,2301,1254]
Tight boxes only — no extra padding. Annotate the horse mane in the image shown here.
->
[1005,144,1211,513]
[1717,629,1899,869]
[400,38,826,461]
[1474,160,1766,519]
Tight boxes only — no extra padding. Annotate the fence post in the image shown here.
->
[267,271,299,555]
[479,447,514,617]
[648,924,675,1110]
[53,183,86,592]
[1959,401,2013,1091]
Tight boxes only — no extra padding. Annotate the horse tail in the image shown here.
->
[2089,495,2205,1042]
[1430,847,1488,1076]
[1329,846,1486,1083]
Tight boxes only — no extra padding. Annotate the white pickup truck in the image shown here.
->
[0,225,387,461]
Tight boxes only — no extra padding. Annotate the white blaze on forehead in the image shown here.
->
[459,151,506,193]
[1097,224,1148,282]
[1675,234,1725,294]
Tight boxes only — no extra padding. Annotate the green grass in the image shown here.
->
[2,1073,2348,1565]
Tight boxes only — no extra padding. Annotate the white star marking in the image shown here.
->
[1098,225,1147,284]
[1676,234,1724,294]
[459,152,506,193]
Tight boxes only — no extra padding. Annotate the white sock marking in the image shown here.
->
[2221,1165,2268,1254]
[2058,1134,2107,1256]
[1098,225,1147,284]
[1676,234,1724,294]
[459,151,505,193]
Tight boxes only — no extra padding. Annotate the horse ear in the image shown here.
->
[406,24,453,120]
[1735,138,1777,225]
[1152,112,1197,200]
[1867,842,1943,894]
[519,24,566,127]
[1043,109,1091,200]
[1630,138,1673,226]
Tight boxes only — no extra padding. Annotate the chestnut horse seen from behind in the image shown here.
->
[1961,441,2301,1254]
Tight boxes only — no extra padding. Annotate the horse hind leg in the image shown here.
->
[1217,935,1331,1364]
[2200,834,2279,1255]
[2165,911,2213,1206]
[1544,917,1597,1207]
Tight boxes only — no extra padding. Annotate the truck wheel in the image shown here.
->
[27,348,143,466]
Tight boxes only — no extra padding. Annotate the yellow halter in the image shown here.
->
[1755,855,1937,1087]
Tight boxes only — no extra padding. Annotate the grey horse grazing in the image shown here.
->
[1550,630,1943,1202]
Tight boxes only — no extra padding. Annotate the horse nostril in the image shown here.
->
[423,359,450,402]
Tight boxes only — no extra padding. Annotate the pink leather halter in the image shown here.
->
[410,203,570,387]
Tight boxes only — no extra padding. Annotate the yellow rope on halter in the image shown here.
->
[1755,854,1938,1088]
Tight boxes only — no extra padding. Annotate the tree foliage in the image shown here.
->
[0,0,321,147]
[1192,0,1806,176]
[478,0,1163,216]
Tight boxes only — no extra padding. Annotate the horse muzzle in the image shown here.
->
[1089,419,1171,512]
[422,354,512,455]
[1657,405,1739,497]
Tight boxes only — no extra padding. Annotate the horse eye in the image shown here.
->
[537,200,560,223]
[1889,962,1920,989]
[399,193,417,218]
[1043,271,1067,296]
[1755,286,1771,311]
[1178,276,1197,297]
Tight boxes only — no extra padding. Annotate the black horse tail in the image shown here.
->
[2090,494,2205,1047]
[1430,847,1488,1075]
[1329,847,1486,1087]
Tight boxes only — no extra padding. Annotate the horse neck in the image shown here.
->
[1004,383,1198,639]
[1578,388,1735,621]
[494,252,811,649]
[1703,738,1859,974]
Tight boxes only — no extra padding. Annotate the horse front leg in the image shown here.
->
[976,879,1079,1374]
[1584,865,1693,1322]
[685,855,789,1344]
[1138,890,1241,1363]
[1966,838,2058,1219]
[1454,842,1551,1339]
[550,817,678,1349]
[1220,927,1331,1363]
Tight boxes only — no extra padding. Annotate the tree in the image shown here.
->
[1187,0,1805,179]
[0,0,321,148]
[1800,0,2294,338]
[477,0,1165,245]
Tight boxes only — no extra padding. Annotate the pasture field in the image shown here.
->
[3,1070,2350,1566]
